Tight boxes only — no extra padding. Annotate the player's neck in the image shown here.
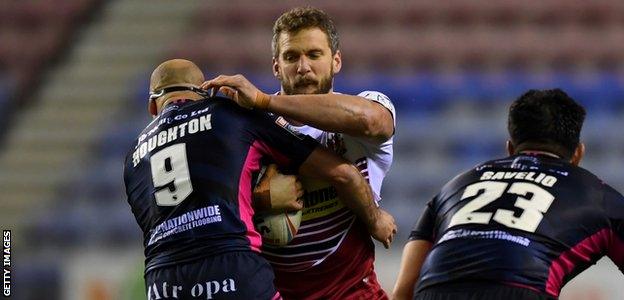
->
[159,92,204,112]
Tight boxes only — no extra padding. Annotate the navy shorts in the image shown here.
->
[414,281,555,300]
[145,251,281,300]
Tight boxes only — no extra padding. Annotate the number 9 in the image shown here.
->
[150,143,193,206]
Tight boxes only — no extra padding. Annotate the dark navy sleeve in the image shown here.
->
[409,198,437,242]
[603,184,624,272]
[246,111,319,173]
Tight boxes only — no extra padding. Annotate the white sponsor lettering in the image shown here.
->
[190,279,236,299]
[148,205,222,246]
[148,282,183,299]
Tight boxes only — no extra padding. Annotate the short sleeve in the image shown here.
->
[409,199,437,242]
[358,91,396,128]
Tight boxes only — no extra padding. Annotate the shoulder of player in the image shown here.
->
[565,164,615,191]
[603,183,624,200]
[355,90,396,131]
[591,173,624,203]
[593,181,624,220]
[355,90,393,102]
[206,97,272,121]
[558,167,624,217]
[187,96,228,111]
[355,90,394,112]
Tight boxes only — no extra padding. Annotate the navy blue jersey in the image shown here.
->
[410,153,624,298]
[123,97,318,273]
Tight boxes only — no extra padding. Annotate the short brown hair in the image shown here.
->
[272,7,340,58]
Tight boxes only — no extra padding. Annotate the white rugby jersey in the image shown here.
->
[262,91,395,271]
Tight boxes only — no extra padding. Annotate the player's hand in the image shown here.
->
[200,74,271,110]
[369,208,397,249]
[253,164,304,213]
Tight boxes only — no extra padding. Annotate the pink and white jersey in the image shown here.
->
[262,91,395,299]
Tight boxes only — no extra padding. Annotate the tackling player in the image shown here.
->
[123,59,396,300]
[392,89,624,300]
[202,7,397,300]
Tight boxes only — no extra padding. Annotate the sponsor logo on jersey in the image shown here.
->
[303,186,337,209]
[147,278,236,299]
[439,229,531,246]
[300,179,345,220]
[275,116,288,128]
[148,205,222,246]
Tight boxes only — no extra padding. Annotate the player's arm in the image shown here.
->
[392,240,432,300]
[393,200,437,299]
[265,93,393,143]
[299,146,397,248]
[201,74,394,143]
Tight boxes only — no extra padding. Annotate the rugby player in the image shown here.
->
[392,89,624,300]
[202,7,397,300]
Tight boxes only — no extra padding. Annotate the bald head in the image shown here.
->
[150,59,205,92]
[148,59,206,116]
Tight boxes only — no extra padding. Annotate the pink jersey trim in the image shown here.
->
[546,228,611,297]
[238,141,264,252]
[239,140,293,252]
[272,291,282,300]
[254,138,291,168]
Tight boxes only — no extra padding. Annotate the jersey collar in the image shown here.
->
[519,150,561,159]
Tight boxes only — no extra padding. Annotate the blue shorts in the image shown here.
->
[145,251,281,300]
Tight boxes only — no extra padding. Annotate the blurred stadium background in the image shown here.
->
[0,0,623,299]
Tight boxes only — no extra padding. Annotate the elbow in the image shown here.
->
[359,110,393,142]
[329,163,360,187]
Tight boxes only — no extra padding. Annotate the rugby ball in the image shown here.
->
[254,210,302,246]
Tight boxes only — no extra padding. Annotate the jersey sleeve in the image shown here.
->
[246,111,320,173]
[603,184,624,272]
[409,198,437,242]
[357,90,396,129]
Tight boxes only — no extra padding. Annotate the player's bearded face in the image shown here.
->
[282,67,334,95]
[275,28,340,95]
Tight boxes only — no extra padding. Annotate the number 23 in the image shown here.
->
[448,181,555,232]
